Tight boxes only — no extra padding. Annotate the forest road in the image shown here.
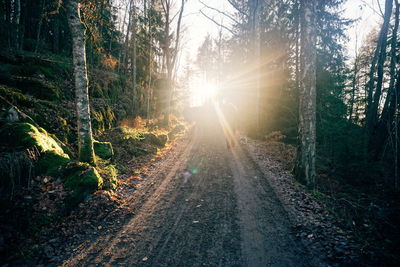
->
[61,124,320,267]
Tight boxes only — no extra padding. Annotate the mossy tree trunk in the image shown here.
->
[66,0,96,165]
[294,0,317,188]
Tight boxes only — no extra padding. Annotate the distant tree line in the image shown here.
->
[0,0,187,120]
[198,0,399,191]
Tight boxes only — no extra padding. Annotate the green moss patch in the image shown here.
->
[94,140,114,160]
[0,122,71,178]
[144,133,168,147]
[0,122,65,154]
[62,162,103,193]
[96,158,118,190]
[168,124,186,140]
[0,75,61,101]
[36,150,70,176]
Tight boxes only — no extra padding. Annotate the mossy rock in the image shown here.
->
[97,159,118,190]
[144,133,168,147]
[0,122,65,154]
[62,162,103,193]
[94,140,114,160]
[4,106,36,125]
[156,134,168,146]
[36,150,70,176]
[168,124,185,140]
[0,75,61,101]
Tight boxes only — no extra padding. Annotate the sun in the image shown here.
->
[203,83,218,98]
[190,78,219,106]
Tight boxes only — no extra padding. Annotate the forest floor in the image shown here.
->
[36,124,365,267]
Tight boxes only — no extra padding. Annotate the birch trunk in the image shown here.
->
[66,0,96,165]
[295,0,317,187]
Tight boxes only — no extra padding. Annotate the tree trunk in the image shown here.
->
[122,0,133,73]
[132,4,137,115]
[250,0,261,134]
[35,0,46,53]
[366,0,393,136]
[373,0,399,158]
[163,0,185,126]
[66,0,96,165]
[11,0,21,49]
[294,0,300,92]
[146,0,153,119]
[53,14,60,53]
[349,40,359,122]
[295,0,317,188]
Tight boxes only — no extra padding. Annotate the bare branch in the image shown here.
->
[199,9,236,35]
[172,0,186,68]
[198,0,240,25]
[227,0,248,18]
[360,0,384,18]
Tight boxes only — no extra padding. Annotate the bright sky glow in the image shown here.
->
[189,77,219,106]
[342,0,385,58]
[181,0,385,103]
[180,0,384,64]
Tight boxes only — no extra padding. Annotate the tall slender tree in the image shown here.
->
[66,0,96,165]
[365,0,393,138]
[160,0,186,125]
[295,0,317,187]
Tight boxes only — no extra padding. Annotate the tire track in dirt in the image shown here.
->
[62,124,323,267]
[229,144,317,266]
[61,132,196,266]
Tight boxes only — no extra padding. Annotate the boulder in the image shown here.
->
[94,140,114,159]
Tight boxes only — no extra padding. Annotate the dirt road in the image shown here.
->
[61,124,321,267]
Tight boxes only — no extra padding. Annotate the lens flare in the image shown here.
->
[190,78,219,106]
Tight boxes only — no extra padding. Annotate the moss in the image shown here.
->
[0,85,32,108]
[78,135,96,166]
[104,106,115,129]
[62,162,103,193]
[96,158,118,190]
[144,133,168,147]
[93,140,114,159]
[92,110,105,133]
[0,122,65,154]
[119,126,145,141]
[0,76,61,100]
[156,134,168,146]
[168,124,186,140]
[36,150,70,176]
[92,107,116,134]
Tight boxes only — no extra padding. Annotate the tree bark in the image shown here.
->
[250,0,261,133]
[373,0,399,158]
[349,38,359,122]
[53,14,60,53]
[295,0,317,188]
[162,0,185,126]
[66,0,96,165]
[35,0,46,53]
[366,0,393,136]
[10,0,21,49]
[132,3,137,115]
